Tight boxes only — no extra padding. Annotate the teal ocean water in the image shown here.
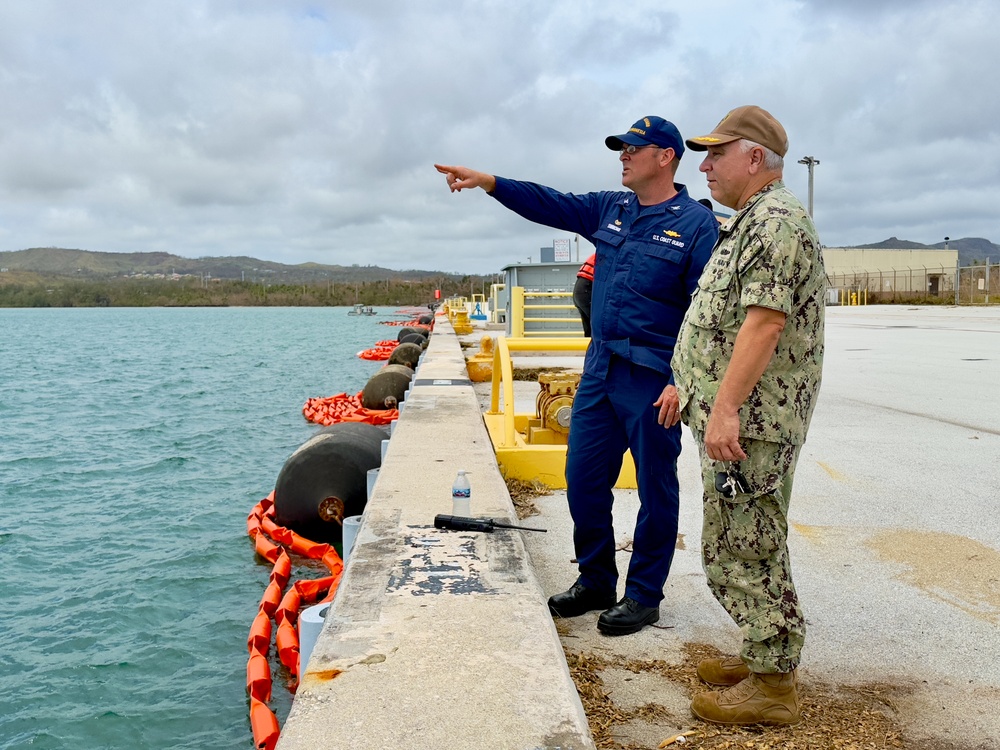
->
[0,307,404,749]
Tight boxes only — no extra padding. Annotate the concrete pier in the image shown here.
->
[276,314,593,750]
[278,305,1000,749]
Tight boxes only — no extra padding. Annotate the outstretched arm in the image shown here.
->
[434,164,496,193]
[436,164,604,237]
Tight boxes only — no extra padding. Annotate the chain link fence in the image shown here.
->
[827,263,998,305]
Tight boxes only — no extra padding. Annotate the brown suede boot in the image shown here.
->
[697,656,751,686]
[691,670,801,726]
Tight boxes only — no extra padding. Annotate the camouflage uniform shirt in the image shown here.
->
[673,180,825,444]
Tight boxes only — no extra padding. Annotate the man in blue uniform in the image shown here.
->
[435,116,718,635]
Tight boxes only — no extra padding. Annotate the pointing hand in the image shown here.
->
[434,164,496,193]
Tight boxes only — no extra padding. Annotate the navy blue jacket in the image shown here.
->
[492,177,718,379]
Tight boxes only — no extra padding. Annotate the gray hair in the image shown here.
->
[739,139,783,171]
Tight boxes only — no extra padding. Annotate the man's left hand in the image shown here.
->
[654,385,681,428]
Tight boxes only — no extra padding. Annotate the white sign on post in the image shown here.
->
[553,238,571,262]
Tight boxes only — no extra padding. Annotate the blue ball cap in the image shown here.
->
[605,116,685,158]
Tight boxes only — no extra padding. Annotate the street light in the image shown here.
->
[945,237,959,305]
[797,156,820,217]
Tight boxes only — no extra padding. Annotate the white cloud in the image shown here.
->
[0,0,998,273]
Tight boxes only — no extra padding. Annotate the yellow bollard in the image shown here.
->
[465,336,495,382]
[453,310,474,335]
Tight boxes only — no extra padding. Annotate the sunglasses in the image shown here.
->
[619,144,661,155]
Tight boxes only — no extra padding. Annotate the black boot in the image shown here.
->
[548,582,617,618]
[596,597,659,635]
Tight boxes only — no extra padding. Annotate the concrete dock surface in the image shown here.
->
[483,305,1000,749]
[278,315,595,750]
[279,305,999,750]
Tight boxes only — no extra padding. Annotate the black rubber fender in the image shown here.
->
[387,342,422,369]
[272,422,386,543]
[399,332,428,349]
[361,365,413,409]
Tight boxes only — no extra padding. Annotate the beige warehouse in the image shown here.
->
[824,246,958,298]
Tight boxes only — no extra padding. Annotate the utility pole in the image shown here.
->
[797,156,820,217]
[946,237,959,306]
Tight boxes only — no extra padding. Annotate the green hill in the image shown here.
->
[0,247,461,283]
[851,237,999,266]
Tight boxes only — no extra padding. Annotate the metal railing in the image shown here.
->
[508,286,585,337]
[487,336,590,448]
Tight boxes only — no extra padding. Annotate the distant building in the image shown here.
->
[824,246,958,297]
[498,260,580,335]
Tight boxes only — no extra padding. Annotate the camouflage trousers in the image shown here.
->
[692,431,805,674]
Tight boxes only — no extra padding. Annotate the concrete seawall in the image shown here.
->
[276,315,594,750]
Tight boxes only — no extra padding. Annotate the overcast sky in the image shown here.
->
[0,1,996,274]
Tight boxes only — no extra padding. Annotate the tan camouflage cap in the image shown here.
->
[685,105,788,157]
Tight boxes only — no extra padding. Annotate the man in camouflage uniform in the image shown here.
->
[668,105,826,725]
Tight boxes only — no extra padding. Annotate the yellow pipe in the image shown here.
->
[510,287,526,338]
[489,337,518,447]
[502,338,589,352]
[488,336,590,448]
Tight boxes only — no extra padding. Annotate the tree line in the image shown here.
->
[0,276,494,308]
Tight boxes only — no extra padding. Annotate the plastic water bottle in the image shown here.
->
[451,470,471,516]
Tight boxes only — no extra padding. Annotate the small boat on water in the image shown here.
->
[348,304,377,316]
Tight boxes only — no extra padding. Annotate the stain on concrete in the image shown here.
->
[867,529,1000,625]
[533,725,593,750]
[817,460,848,481]
[334,508,402,623]
[312,669,342,681]
[486,527,529,584]
[791,522,829,543]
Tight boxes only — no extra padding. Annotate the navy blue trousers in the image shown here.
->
[565,356,682,608]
